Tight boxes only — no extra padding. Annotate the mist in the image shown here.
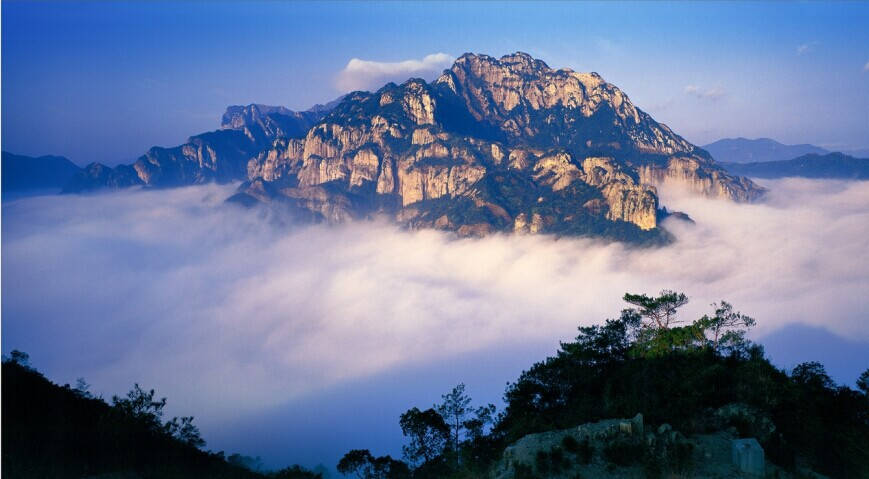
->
[2,178,868,468]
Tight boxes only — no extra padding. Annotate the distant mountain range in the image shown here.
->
[1,152,80,195]
[702,138,830,163]
[703,137,869,164]
[720,152,869,180]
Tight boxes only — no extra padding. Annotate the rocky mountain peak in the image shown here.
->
[442,52,701,162]
[64,51,765,242]
[220,104,295,130]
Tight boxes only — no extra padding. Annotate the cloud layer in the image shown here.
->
[3,179,868,462]
[336,53,454,92]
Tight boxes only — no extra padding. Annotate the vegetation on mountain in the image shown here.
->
[341,291,869,478]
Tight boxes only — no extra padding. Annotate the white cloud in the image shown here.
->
[335,53,454,92]
[863,60,869,72]
[684,84,727,101]
[796,41,818,56]
[2,179,868,437]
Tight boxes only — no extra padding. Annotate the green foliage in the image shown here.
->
[270,465,322,479]
[695,301,757,354]
[399,407,450,466]
[791,361,835,390]
[623,290,689,329]
[337,449,409,479]
[437,383,473,456]
[111,383,168,432]
[228,453,264,472]
[7,349,31,367]
[858,368,869,395]
[463,403,497,442]
[164,415,206,448]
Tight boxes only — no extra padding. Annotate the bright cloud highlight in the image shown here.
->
[336,53,454,92]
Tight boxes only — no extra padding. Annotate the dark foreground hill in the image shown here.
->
[1,354,322,479]
[720,152,869,180]
[6,292,867,479]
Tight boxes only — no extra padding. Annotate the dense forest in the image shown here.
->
[4,291,869,478]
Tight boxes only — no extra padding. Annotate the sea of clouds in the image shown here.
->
[2,178,868,467]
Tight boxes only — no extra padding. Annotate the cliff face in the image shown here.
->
[637,157,765,202]
[64,52,764,242]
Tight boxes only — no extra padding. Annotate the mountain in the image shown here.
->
[720,152,869,180]
[234,52,762,241]
[1,152,81,194]
[61,52,763,242]
[63,101,338,193]
[703,138,829,164]
[843,147,869,158]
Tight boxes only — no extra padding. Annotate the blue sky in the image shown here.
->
[3,1,868,165]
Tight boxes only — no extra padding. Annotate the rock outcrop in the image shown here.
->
[490,413,804,479]
[637,156,764,202]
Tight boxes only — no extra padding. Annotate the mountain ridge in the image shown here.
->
[703,138,830,164]
[59,52,764,242]
[1,152,81,193]
[720,152,869,180]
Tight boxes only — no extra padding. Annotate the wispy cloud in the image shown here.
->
[863,60,869,73]
[336,53,454,92]
[684,84,727,101]
[796,41,819,56]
